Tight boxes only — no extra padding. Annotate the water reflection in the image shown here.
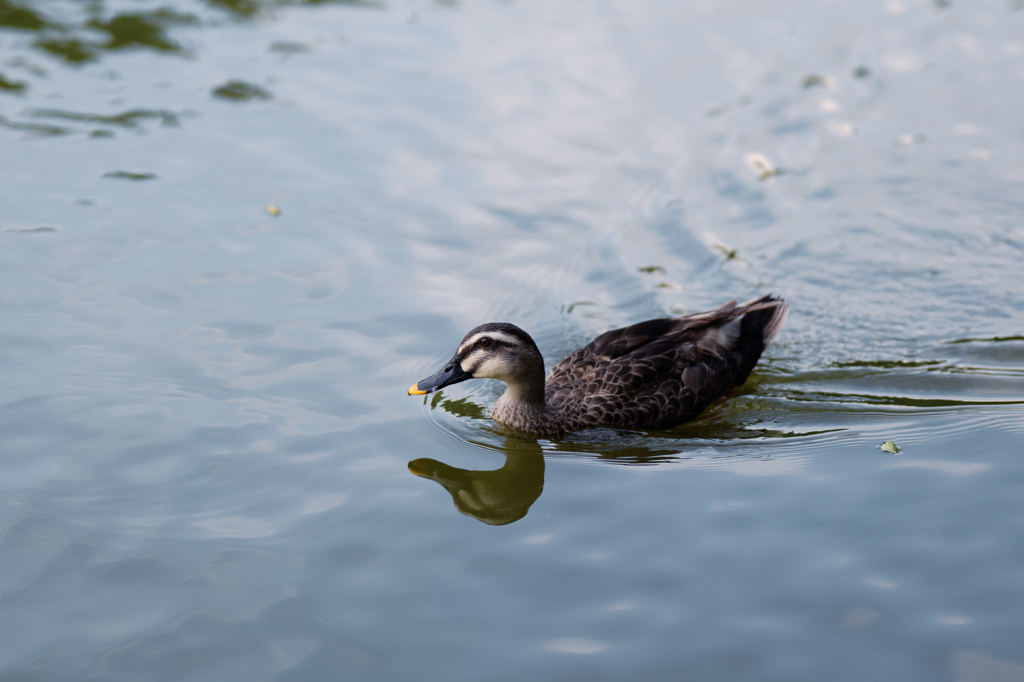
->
[409,439,545,526]
[414,391,831,525]
[1,2,198,65]
[0,0,372,104]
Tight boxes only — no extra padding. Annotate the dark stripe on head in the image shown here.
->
[458,322,540,357]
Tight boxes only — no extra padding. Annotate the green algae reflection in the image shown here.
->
[212,80,273,102]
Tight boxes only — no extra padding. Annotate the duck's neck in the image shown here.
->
[503,372,546,405]
[492,372,556,434]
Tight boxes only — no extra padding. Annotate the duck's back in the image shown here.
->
[545,295,788,431]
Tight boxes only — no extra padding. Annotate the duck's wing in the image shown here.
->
[546,295,788,430]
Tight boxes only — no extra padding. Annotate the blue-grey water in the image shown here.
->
[2,0,1024,679]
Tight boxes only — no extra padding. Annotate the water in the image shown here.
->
[2,0,1024,679]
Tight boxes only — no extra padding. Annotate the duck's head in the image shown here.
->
[408,323,545,397]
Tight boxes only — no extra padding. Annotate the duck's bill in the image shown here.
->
[407,360,472,395]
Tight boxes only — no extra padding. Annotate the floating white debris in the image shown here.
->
[829,121,855,137]
[884,52,921,73]
[896,133,927,146]
[745,153,780,180]
[885,0,907,15]
[840,608,881,629]
[542,638,609,655]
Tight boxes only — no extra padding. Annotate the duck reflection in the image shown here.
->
[409,438,544,526]
[411,390,817,525]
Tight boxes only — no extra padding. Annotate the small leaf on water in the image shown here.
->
[265,204,281,216]
[566,301,594,314]
[638,266,664,274]
[711,242,739,260]
[269,41,310,55]
[3,226,57,233]
[879,440,901,454]
[801,74,833,89]
[103,170,157,181]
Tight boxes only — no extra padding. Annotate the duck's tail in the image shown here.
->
[732,294,789,383]
[740,294,789,347]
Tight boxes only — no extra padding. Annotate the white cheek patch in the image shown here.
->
[471,356,508,380]
[460,349,483,373]
[461,350,508,380]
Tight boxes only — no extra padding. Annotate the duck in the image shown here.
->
[408,294,788,437]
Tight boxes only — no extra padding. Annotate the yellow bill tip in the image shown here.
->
[408,383,428,396]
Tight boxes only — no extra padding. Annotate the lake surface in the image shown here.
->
[2,0,1024,679]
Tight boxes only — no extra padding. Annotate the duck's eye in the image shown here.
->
[479,337,491,348]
